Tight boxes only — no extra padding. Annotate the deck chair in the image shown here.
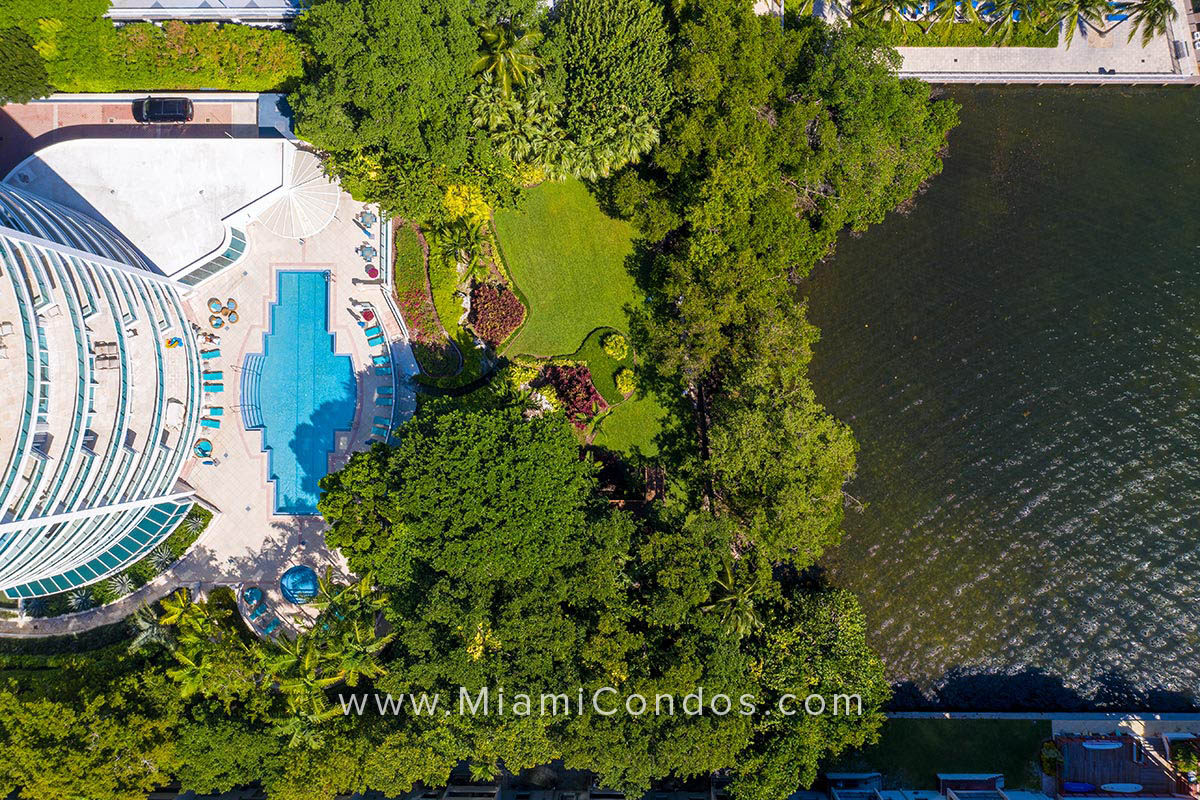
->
[204,383,224,392]
[200,349,220,360]
[364,325,382,337]
[375,366,392,376]
[202,371,223,380]
[376,396,393,406]
[206,407,224,417]
[200,418,221,429]
[372,354,389,366]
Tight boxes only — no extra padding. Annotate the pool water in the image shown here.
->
[246,271,356,514]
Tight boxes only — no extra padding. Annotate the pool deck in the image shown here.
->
[0,181,417,638]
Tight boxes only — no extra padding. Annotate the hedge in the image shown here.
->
[1,1,302,95]
[881,21,1058,46]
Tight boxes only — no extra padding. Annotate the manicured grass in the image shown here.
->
[572,328,635,405]
[826,718,1050,790]
[882,21,1058,46]
[494,180,639,357]
[592,393,667,457]
[393,226,424,285]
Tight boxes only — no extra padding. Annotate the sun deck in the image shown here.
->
[1058,736,1188,797]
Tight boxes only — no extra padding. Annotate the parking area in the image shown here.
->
[0,93,263,176]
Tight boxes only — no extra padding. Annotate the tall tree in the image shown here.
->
[0,28,51,105]
[289,0,513,219]
[1126,0,1176,45]
[471,21,544,96]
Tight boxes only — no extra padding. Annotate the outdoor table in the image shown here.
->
[362,309,375,322]
[366,267,379,279]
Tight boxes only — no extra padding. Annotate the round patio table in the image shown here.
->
[366,267,379,279]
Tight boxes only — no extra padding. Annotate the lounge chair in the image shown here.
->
[202,371,223,380]
[200,349,220,360]
[372,354,389,366]
[248,604,267,621]
[378,386,393,396]
[204,383,224,392]
[0,321,12,336]
[262,618,281,635]
[376,396,393,406]
[367,335,385,347]
[372,424,389,437]
[200,417,221,429]
[364,325,382,337]
[206,407,224,417]
[374,416,391,426]
[375,366,392,377]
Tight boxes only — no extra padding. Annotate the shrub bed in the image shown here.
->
[469,283,526,347]
[1,2,302,93]
[881,21,1058,46]
[539,364,607,428]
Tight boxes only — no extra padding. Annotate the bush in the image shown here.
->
[469,283,526,347]
[0,27,51,104]
[3,2,302,93]
[539,364,607,428]
[615,367,636,396]
[602,332,628,360]
[1040,742,1064,776]
[880,21,1058,47]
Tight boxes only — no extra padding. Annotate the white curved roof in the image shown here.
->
[256,151,340,240]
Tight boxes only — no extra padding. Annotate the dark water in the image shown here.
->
[807,87,1200,710]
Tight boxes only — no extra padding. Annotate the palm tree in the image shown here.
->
[180,511,206,537]
[167,650,217,699]
[1052,0,1109,46]
[701,560,763,639]
[67,587,93,612]
[158,588,192,626]
[269,635,346,715]
[853,0,919,27]
[271,707,342,749]
[128,604,175,654]
[471,21,544,97]
[336,620,396,687]
[108,573,135,597]
[150,545,175,573]
[1125,0,1176,44]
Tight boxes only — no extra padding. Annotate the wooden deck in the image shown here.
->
[1059,736,1185,796]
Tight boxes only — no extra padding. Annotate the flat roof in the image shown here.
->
[3,139,287,273]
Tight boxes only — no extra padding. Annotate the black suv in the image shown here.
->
[133,97,194,124]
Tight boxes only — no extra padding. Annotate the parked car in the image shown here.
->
[133,97,194,124]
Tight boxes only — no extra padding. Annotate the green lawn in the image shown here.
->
[592,393,667,457]
[572,328,634,405]
[494,180,639,357]
[827,719,1050,790]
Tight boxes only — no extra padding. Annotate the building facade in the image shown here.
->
[0,185,201,599]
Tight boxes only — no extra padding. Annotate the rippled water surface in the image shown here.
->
[807,87,1200,709]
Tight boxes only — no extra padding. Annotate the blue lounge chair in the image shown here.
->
[204,383,224,392]
[364,325,382,337]
[201,349,220,360]
[243,586,263,606]
[206,407,224,417]
[376,396,393,406]
[368,335,385,347]
[375,367,392,376]
[248,604,267,621]
[200,417,220,429]
[374,416,391,426]
[372,354,389,366]
[203,371,223,380]
[378,386,393,396]
[262,618,281,635]
[372,425,389,437]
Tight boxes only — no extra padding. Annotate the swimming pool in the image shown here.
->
[243,271,356,514]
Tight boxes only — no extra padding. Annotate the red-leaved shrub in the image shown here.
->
[541,364,607,428]
[469,283,526,346]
